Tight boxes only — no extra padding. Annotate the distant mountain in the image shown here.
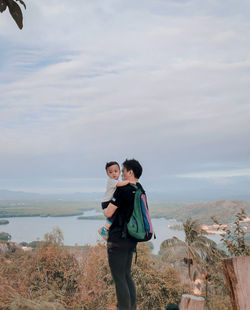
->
[0,190,42,200]
[164,200,250,224]
[1,188,250,204]
[0,189,102,201]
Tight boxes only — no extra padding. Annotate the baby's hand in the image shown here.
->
[117,180,130,187]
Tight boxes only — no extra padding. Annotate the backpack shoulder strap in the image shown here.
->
[130,183,137,190]
[130,183,146,193]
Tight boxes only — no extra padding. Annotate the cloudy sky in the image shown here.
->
[0,0,250,201]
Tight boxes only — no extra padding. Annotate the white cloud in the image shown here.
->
[177,168,250,179]
[0,0,250,196]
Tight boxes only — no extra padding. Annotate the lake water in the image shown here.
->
[1,211,221,254]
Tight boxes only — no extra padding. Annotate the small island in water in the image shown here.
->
[0,220,9,225]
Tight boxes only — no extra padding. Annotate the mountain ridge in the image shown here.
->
[164,199,250,224]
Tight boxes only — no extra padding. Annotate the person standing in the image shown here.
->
[104,159,143,310]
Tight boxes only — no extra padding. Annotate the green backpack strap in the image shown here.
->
[130,183,138,190]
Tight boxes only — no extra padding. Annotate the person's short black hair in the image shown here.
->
[122,159,143,179]
[105,161,120,171]
[166,303,179,310]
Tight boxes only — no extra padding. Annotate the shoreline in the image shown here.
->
[201,223,228,235]
[201,217,250,235]
[0,213,84,218]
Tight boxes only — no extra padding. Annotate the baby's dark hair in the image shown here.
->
[105,161,120,171]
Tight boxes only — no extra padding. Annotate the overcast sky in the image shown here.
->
[0,0,250,201]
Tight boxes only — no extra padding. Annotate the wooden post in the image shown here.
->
[222,256,250,310]
[179,294,205,310]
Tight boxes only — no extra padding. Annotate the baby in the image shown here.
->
[98,161,129,240]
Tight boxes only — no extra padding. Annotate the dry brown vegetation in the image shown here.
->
[2,214,243,310]
[0,235,185,310]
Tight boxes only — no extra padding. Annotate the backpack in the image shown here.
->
[126,184,154,242]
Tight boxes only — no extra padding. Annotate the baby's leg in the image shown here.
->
[99,201,116,240]
[104,218,112,230]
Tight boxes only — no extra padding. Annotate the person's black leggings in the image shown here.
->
[107,242,137,310]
